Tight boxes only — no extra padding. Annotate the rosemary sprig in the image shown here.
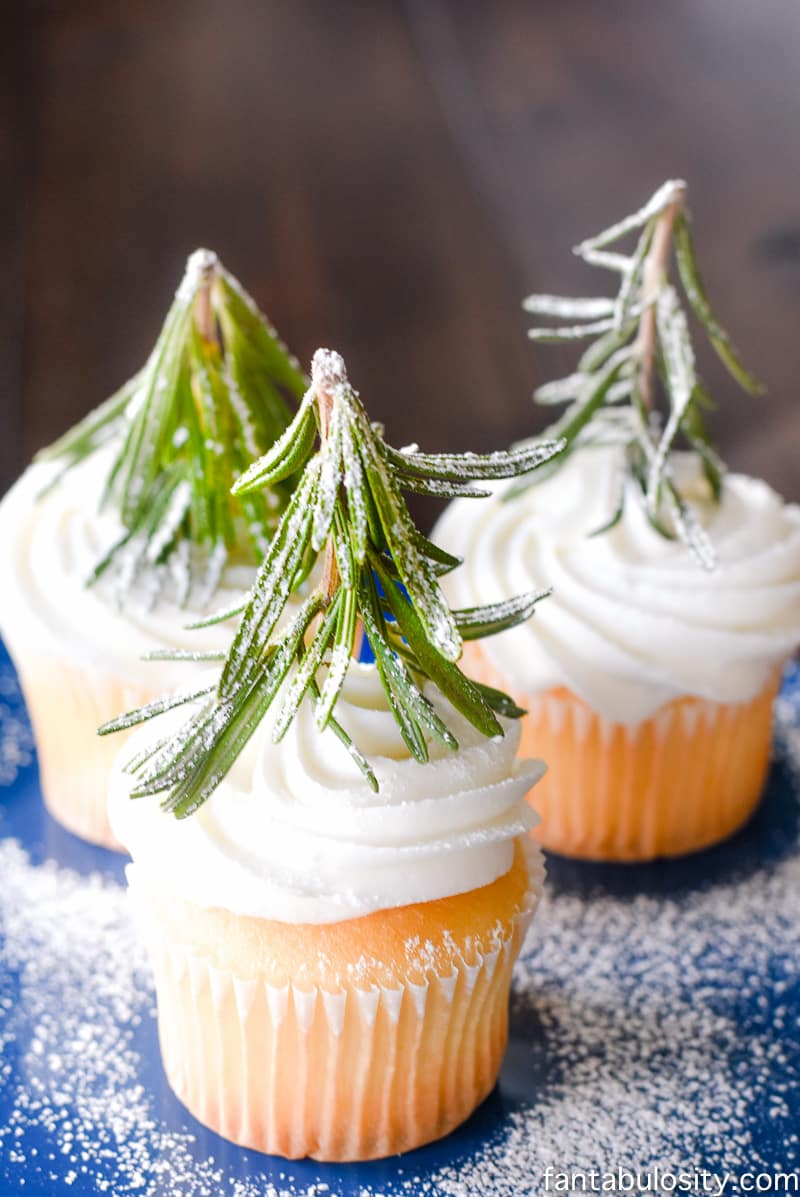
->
[37,250,307,604]
[510,179,763,567]
[100,348,562,815]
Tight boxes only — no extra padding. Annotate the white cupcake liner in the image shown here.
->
[129,843,543,1161]
[6,638,154,849]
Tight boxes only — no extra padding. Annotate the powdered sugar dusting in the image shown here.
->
[0,667,34,785]
[175,249,218,303]
[0,683,798,1193]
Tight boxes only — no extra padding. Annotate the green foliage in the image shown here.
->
[513,179,763,567]
[101,349,562,814]
[38,250,307,602]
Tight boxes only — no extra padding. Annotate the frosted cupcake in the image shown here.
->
[0,250,307,847]
[436,181,800,861]
[105,348,556,1159]
[111,665,544,1160]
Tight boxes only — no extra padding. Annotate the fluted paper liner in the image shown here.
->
[462,641,781,860]
[5,636,154,850]
[128,839,544,1161]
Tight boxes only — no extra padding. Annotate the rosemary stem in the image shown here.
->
[313,370,341,605]
[311,351,366,660]
[321,534,340,604]
[634,182,686,412]
[352,620,365,661]
[194,261,218,343]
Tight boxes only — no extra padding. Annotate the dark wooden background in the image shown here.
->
[4,0,799,512]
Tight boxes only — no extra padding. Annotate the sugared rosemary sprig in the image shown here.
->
[100,348,562,815]
[509,179,763,567]
[37,250,307,604]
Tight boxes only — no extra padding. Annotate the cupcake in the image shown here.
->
[104,348,556,1159]
[111,664,545,1160]
[0,250,307,848]
[436,446,800,860]
[436,180,800,861]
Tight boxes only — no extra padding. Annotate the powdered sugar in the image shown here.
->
[0,668,34,786]
[175,249,218,304]
[1,682,798,1193]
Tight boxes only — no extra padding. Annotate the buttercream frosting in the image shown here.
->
[434,445,800,723]
[0,451,256,686]
[109,662,544,923]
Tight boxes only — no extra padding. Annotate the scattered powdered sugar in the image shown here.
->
[0,691,798,1194]
[0,843,292,1197]
[450,866,800,1190]
[775,666,800,776]
[0,666,34,786]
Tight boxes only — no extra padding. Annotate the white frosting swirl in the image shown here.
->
[435,446,800,724]
[109,663,544,923]
[0,451,256,685]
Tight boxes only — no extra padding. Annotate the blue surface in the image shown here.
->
[1,641,799,1195]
